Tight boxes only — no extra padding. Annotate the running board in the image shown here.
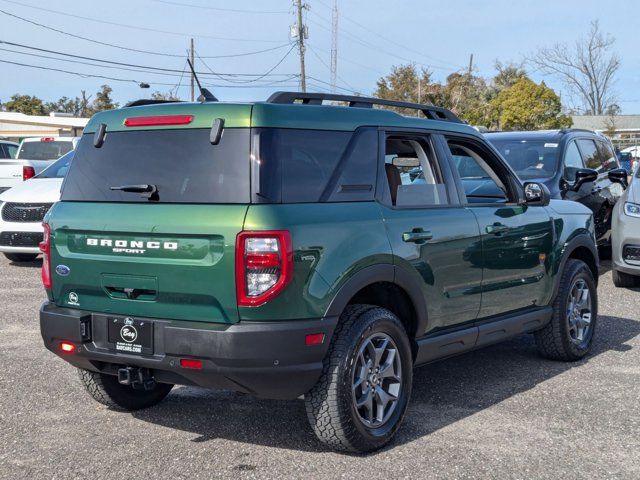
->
[414,306,553,366]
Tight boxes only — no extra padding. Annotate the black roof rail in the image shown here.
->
[266,91,463,123]
[124,99,183,108]
[559,128,597,134]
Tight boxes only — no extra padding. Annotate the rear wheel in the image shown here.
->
[4,253,38,262]
[305,305,413,453]
[535,259,597,361]
[612,269,640,288]
[78,369,173,411]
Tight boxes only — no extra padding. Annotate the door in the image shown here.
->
[379,131,483,335]
[445,136,554,319]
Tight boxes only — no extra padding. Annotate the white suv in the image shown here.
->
[0,152,72,262]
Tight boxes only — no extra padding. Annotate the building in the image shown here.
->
[571,115,640,150]
[0,112,88,142]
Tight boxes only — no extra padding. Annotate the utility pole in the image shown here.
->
[295,0,307,92]
[467,53,474,77]
[190,38,195,102]
[330,0,338,93]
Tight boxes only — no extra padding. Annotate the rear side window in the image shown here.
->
[6,144,17,158]
[576,139,600,170]
[61,129,250,203]
[17,140,73,160]
[253,128,377,203]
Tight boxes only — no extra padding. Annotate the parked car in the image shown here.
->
[0,136,78,195]
[40,93,599,453]
[0,151,72,262]
[486,130,628,250]
[0,140,18,159]
[612,166,640,287]
[617,151,633,173]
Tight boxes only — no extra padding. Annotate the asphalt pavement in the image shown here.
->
[0,256,638,479]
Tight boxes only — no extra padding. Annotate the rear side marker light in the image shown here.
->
[236,231,293,307]
[59,341,76,354]
[305,333,325,346]
[40,223,52,290]
[23,166,35,181]
[124,115,194,127]
[180,358,202,370]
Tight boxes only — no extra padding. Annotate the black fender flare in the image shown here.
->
[552,233,599,299]
[324,263,429,340]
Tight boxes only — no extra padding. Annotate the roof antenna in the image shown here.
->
[187,58,218,102]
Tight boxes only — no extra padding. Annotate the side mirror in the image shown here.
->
[608,168,628,189]
[523,182,551,207]
[571,168,598,192]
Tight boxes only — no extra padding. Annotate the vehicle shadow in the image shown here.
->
[131,314,640,454]
[6,258,42,268]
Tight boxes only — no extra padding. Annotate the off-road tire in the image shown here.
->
[4,253,38,262]
[78,369,173,411]
[534,259,598,361]
[612,269,640,288]
[304,304,413,453]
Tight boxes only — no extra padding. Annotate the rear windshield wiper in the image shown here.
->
[110,184,159,200]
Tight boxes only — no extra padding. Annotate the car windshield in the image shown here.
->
[17,139,74,160]
[488,138,559,179]
[36,151,73,178]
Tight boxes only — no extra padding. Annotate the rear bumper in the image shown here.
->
[40,302,338,400]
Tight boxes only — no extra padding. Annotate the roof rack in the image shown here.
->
[124,99,182,108]
[559,128,597,134]
[266,91,463,123]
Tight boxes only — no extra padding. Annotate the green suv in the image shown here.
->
[39,92,599,453]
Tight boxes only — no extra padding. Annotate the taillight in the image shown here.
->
[236,230,293,307]
[40,223,52,289]
[23,166,35,181]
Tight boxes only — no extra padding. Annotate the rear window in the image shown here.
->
[61,129,250,203]
[17,140,73,160]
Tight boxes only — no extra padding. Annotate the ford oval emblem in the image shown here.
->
[55,265,71,276]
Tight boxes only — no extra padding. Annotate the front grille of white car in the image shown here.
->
[1,203,53,223]
[0,231,43,247]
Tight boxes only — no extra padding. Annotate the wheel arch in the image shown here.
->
[553,234,599,299]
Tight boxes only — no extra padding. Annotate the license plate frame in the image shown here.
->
[107,317,154,355]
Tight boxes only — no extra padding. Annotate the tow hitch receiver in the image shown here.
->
[117,367,156,391]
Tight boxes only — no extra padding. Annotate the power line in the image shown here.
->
[307,44,358,93]
[0,0,283,43]
[149,0,289,14]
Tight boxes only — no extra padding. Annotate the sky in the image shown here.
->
[0,0,638,113]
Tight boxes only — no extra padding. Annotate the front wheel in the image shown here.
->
[305,305,413,453]
[535,259,598,361]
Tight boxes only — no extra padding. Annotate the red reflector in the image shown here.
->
[124,115,194,127]
[40,137,55,142]
[246,252,280,269]
[305,333,325,346]
[23,166,35,181]
[59,341,76,353]
[40,223,52,289]
[179,358,202,370]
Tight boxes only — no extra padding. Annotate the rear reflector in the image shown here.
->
[179,358,203,370]
[124,115,194,127]
[23,166,35,181]
[40,223,52,289]
[305,333,325,346]
[59,341,76,354]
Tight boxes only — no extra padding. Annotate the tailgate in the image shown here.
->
[0,160,24,190]
[48,202,247,324]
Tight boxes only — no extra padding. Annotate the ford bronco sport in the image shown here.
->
[40,92,599,453]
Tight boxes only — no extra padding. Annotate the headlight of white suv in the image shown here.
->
[624,202,640,218]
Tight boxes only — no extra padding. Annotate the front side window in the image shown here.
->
[384,135,448,207]
[563,141,584,181]
[576,139,600,171]
[596,141,618,172]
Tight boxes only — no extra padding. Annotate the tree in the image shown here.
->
[374,64,435,115]
[91,84,118,112]
[440,72,492,126]
[3,94,46,115]
[528,21,620,115]
[45,96,81,116]
[490,78,572,131]
[151,91,181,101]
[492,61,528,92]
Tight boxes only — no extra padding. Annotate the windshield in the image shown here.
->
[488,138,559,179]
[36,151,74,178]
[17,140,74,160]
[61,129,250,203]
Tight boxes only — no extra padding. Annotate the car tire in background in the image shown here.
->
[305,304,413,453]
[612,269,640,288]
[3,253,39,263]
[78,369,173,411]
[535,259,598,361]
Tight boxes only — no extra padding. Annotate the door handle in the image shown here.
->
[402,229,433,243]
[486,223,510,235]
